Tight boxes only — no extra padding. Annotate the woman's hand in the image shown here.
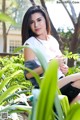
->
[60,64,68,75]
[55,55,64,66]
[54,55,68,75]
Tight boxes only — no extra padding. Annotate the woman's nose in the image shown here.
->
[34,22,38,27]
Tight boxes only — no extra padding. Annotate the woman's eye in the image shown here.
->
[30,21,34,24]
[37,18,41,22]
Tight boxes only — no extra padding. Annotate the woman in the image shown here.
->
[22,5,80,103]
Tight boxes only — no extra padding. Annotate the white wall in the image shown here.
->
[0,30,21,53]
[0,38,3,52]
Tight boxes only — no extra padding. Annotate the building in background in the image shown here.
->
[7,30,21,53]
[0,29,21,53]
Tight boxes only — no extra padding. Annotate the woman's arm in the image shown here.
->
[24,48,43,79]
[24,48,80,90]
[24,47,35,61]
[26,66,43,79]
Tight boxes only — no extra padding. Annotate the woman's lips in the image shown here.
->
[35,28,41,32]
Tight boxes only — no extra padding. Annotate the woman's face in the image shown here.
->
[29,12,47,36]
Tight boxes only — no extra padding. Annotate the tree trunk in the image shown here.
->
[40,0,59,40]
[40,0,64,51]
[2,0,7,52]
[59,1,80,67]
[29,0,36,5]
[68,14,80,67]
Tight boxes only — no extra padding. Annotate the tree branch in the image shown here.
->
[59,0,76,27]
[29,0,36,6]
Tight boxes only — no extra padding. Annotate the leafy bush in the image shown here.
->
[0,54,33,120]
[1,48,80,120]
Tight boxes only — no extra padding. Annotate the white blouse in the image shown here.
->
[24,35,65,79]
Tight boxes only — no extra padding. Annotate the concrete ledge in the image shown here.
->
[0,53,19,57]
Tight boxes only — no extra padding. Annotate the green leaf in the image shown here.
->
[0,104,32,113]
[32,48,48,71]
[0,13,16,25]
[0,85,25,104]
[59,95,70,117]
[36,59,58,120]
[13,46,28,53]
[13,45,48,71]
[15,63,41,86]
[54,94,64,120]
[0,70,23,91]
[0,64,9,77]
[65,103,80,120]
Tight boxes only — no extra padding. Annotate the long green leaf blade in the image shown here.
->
[36,59,58,120]
[0,85,25,104]
[0,70,23,91]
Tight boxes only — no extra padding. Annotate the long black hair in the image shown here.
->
[21,5,51,45]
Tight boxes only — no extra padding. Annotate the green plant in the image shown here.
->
[1,46,79,120]
[24,47,69,120]
[0,55,33,119]
[25,46,80,120]
[14,46,69,120]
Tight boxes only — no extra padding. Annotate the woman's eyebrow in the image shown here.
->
[31,16,42,21]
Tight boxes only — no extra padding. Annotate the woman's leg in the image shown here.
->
[58,72,80,89]
[71,93,80,104]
